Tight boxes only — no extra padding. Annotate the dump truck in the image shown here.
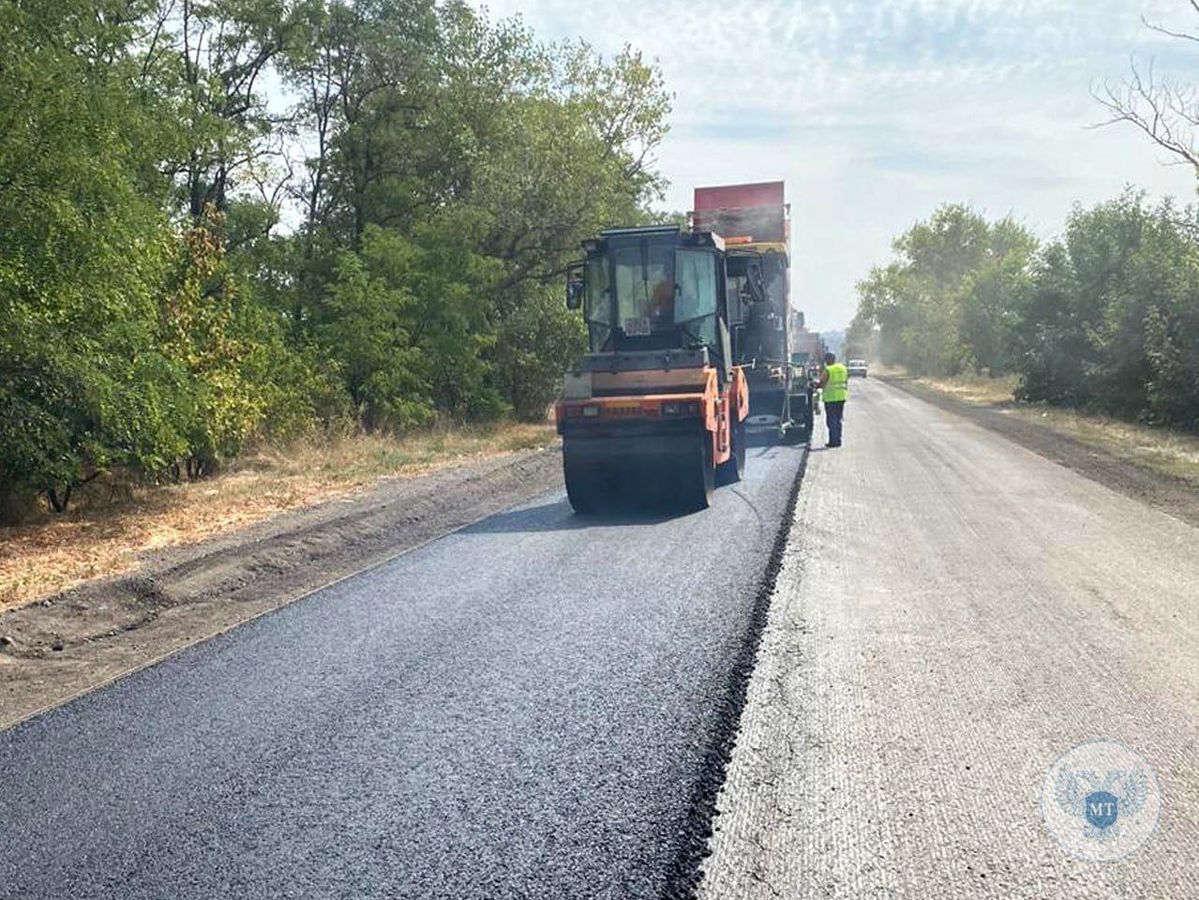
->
[791,319,827,381]
[555,225,749,513]
[691,182,811,442]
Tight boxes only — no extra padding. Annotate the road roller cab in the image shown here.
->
[555,225,749,513]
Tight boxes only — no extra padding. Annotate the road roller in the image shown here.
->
[555,225,748,513]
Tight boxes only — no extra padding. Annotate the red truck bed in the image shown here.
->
[692,181,786,244]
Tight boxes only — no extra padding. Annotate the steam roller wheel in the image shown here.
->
[716,422,746,486]
[677,435,715,511]
[563,451,607,514]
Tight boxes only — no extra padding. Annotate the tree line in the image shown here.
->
[850,4,1199,432]
[0,0,671,516]
[847,194,1199,430]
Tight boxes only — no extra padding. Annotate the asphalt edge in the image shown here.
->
[660,444,809,900]
[0,450,563,733]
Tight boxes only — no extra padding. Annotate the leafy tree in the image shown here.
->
[1017,193,1199,427]
[275,2,670,422]
[855,193,1199,431]
[0,0,672,517]
[142,0,304,222]
[318,230,433,431]
[0,0,186,510]
[854,205,1038,376]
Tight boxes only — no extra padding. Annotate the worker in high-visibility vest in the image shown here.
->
[818,352,849,447]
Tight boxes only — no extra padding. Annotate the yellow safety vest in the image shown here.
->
[823,363,849,403]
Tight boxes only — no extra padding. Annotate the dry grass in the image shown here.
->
[907,372,1199,489]
[0,422,556,613]
[914,373,1020,407]
[1007,406,1199,487]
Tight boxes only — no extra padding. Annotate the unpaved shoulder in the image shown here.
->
[0,447,563,729]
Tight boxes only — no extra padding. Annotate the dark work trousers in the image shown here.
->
[825,400,845,446]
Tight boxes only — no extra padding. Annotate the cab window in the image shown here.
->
[674,249,717,345]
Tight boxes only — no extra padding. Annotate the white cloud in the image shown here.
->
[482,0,1199,329]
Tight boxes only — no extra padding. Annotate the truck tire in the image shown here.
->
[716,422,746,485]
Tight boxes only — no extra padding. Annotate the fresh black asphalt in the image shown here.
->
[0,444,803,899]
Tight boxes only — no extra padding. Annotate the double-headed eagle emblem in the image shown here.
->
[1055,767,1150,841]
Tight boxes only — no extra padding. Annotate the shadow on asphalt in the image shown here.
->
[463,500,688,534]
[748,444,779,458]
[745,435,784,450]
[469,442,808,534]
[744,435,811,453]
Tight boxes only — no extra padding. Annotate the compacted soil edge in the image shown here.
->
[0,447,563,729]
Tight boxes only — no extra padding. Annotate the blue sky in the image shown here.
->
[478,0,1199,331]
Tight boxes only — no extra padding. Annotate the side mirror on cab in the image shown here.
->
[566,262,585,310]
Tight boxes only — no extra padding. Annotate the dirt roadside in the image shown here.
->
[880,375,1199,529]
[0,447,563,729]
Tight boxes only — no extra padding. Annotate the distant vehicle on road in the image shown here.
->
[847,358,869,378]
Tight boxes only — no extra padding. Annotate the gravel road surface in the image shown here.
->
[700,378,1199,898]
[0,444,803,899]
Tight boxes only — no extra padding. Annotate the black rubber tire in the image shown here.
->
[716,422,746,485]
[563,452,607,514]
